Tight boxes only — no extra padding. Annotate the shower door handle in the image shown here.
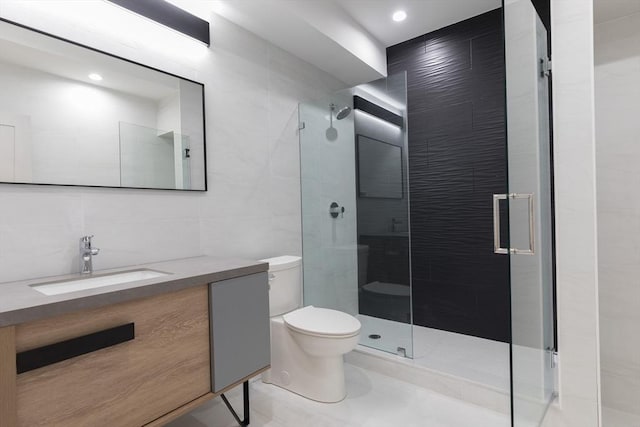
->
[493,193,535,255]
[513,193,535,255]
[493,194,509,254]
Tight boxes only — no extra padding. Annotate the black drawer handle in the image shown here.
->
[16,323,135,374]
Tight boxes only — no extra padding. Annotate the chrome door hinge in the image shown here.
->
[547,347,558,368]
[540,57,552,78]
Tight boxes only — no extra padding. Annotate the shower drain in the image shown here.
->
[368,334,381,340]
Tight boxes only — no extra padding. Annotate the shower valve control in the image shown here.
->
[329,202,345,218]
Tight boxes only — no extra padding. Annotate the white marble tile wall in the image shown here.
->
[0,2,346,284]
[543,0,602,426]
[595,11,640,418]
[602,406,640,427]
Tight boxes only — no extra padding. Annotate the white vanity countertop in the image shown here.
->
[0,256,268,327]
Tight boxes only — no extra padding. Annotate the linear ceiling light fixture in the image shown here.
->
[106,0,210,45]
[353,96,404,128]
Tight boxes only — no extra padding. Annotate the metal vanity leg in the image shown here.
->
[220,381,250,426]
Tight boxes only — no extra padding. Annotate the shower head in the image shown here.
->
[330,103,352,120]
[336,106,352,120]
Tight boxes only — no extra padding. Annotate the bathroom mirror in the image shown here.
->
[357,135,403,199]
[0,18,206,191]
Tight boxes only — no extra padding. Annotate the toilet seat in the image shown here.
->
[284,306,361,338]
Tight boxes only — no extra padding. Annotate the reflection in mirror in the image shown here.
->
[119,122,191,189]
[357,135,403,199]
[0,19,206,190]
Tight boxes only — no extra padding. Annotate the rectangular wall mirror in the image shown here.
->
[0,18,206,191]
[357,135,403,199]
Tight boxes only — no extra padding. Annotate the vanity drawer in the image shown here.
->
[14,285,211,427]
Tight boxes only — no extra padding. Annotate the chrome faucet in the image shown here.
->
[80,235,99,274]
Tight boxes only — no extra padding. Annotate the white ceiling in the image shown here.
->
[594,0,640,24]
[170,0,502,86]
[339,0,501,47]
[205,0,388,85]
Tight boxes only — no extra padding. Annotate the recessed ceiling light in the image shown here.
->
[88,73,103,81]
[392,10,407,22]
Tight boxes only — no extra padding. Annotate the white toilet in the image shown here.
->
[260,255,361,403]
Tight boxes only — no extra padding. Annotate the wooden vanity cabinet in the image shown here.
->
[0,272,271,427]
[6,285,211,427]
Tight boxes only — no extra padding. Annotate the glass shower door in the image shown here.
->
[503,1,556,426]
[299,79,413,360]
[299,92,360,318]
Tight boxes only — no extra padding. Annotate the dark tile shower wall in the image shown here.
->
[387,9,510,343]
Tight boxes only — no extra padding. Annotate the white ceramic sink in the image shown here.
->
[31,269,169,296]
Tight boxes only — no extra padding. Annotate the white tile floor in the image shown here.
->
[603,407,640,427]
[167,363,510,427]
[358,315,510,391]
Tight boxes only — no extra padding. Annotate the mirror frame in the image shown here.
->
[0,17,208,192]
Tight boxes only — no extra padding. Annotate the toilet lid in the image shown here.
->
[284,306,361,337]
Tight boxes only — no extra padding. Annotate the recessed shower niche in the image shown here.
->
[0,18,206,191]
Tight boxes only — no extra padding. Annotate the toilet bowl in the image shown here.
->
[285,306,361,357]
[260,256,361,403]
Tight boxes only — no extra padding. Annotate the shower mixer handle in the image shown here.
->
[329,202,345,218]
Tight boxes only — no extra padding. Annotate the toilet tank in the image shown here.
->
[259,255,302,316]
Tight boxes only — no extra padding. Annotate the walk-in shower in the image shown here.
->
[299,1,555,426]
